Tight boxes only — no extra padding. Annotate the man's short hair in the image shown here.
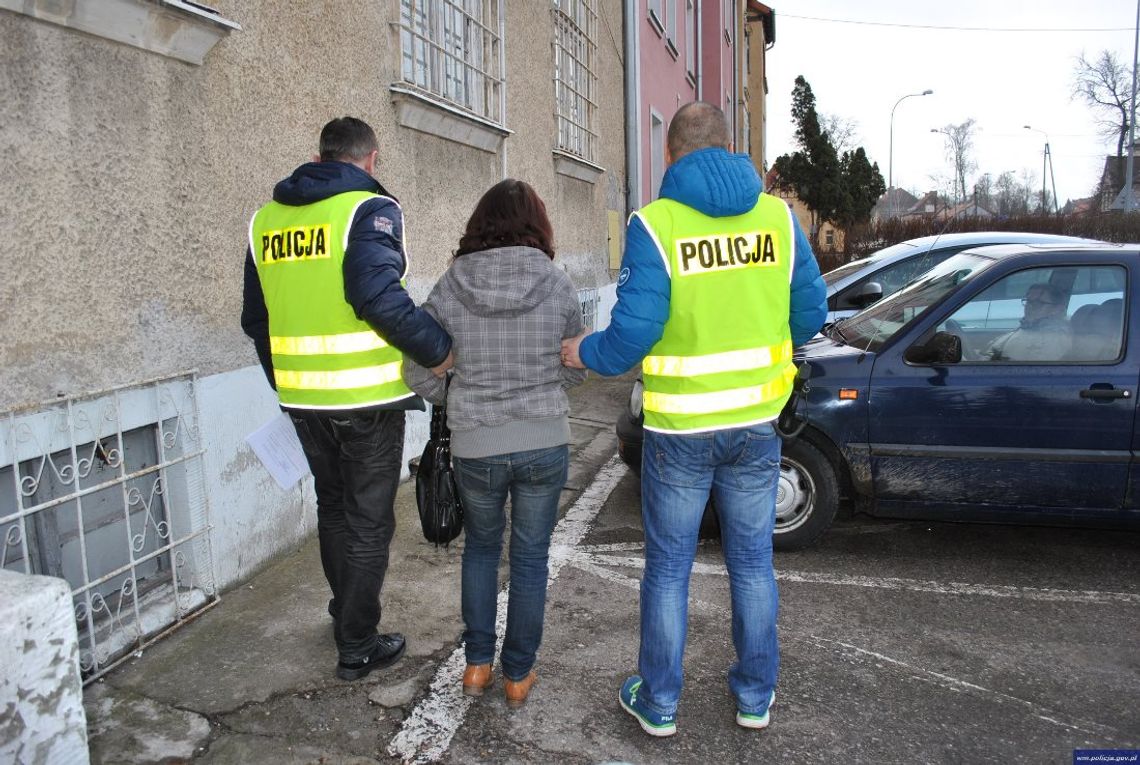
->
[667,102,731,161]
[319,117,379,162]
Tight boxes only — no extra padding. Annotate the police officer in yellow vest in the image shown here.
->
[563,103,827,736]
[242,117,453,681]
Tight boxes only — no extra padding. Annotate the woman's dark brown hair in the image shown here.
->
[456,179,555,259]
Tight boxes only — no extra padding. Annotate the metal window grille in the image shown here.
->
[552,0,598,163]
[398,0,503,123]
[1,373,217,684]
[577,287,599,331]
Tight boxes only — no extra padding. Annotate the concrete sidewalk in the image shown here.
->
[84,373,634,765]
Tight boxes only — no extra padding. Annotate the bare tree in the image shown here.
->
[819,113,860,155]
[935,119,978,202]
[1072,50,1136,158]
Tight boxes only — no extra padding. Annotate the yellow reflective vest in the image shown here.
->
[637,193,796,433]
[249,191,414,409]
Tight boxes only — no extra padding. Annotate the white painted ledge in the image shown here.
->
[389,85,512,154]
[553,150,606,183]
[0,0,241,65]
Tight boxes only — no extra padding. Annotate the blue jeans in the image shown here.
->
[454,445,568,681]
[639,423,780,717]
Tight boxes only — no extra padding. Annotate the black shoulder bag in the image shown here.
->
[415,376,464,546]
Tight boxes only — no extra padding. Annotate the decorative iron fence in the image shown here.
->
[0,372,218,684]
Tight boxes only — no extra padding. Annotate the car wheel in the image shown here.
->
[774,439,839,550]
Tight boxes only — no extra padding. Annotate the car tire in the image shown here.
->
[774,438,839,550]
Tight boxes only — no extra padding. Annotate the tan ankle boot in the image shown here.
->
[462,664,494,696]
[504,671,537,708]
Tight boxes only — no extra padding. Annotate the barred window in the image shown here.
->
[552,0,599,163]
[399,0,503,123]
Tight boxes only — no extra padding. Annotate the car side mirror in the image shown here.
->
[851,281,883,308]
[905,331,962,365]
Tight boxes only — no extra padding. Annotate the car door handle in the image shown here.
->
[1080,387,1131,400]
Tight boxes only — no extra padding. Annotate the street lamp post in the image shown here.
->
[889,89,933,218]
[1023,125,1057,215]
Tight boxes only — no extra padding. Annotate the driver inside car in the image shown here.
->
[983,283,1072,361]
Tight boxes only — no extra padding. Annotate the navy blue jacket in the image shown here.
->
[241,161,451,407]
[579,148,828,375]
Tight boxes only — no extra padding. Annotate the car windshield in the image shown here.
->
[822,241,917,286]
[834,252,995,352]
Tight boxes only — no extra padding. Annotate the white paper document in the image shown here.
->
[246,412,310,490]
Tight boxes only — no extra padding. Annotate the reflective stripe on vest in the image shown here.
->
[643,364,797,415]
[250,191,414,409]
[274,362,403,391]
[637,192,795,433]
[270,330,389,356]
[643,339,793,378]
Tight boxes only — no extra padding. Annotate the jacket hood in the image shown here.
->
[444,246,561,317]
[273,161,384,206]
[658,147,763,217]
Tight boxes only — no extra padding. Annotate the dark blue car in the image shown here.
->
[616,242,1140,549]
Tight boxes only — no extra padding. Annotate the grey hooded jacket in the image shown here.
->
[402,246,587,459]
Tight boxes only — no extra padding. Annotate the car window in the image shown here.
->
[937,265,1126,363]
[837,252,994,352]
[835,247,967,310]
[822,241,917,287]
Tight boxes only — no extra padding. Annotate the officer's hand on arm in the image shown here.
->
[431,350,454,378]
[561,333,587,369]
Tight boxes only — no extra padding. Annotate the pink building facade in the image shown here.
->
[632,0,743,207]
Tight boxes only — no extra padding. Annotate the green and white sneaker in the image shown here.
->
[736,690,776,729]
[619,676,677,737]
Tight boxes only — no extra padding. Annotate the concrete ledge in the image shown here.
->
[389,84,511,153]
[553,150,606,183]
[0,570,88,765]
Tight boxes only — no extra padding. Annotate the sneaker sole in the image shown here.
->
[736,690,775,729]
[619,690,676,737]
[735,711,770,729]
[336,641,407,681]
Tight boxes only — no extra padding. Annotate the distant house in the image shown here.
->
[763,168,844,253]
[939,199,995,221]
[1061,196,1097,216]
[1097,144,1140,211]
[872,187,919,221]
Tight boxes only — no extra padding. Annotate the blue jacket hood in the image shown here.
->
[658,147,763,217]
[273,161,386,206]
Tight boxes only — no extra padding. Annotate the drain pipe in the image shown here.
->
[624,0,641,214]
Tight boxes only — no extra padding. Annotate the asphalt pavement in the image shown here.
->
[85,371,1140,764]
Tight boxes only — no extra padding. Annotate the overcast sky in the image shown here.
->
[763,1,1137,206]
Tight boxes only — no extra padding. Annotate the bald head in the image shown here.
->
[667,102,731,162]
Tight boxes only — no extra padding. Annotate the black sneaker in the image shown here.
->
[336,633,407,681]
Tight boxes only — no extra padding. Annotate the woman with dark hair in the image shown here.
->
[403,179,586,708]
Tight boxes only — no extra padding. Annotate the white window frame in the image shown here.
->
[553,0,600,165]
[648,0,665,35]
[650,109,666,200]
[397,0,503,124]
[685,0,696,78]
[724,0,733,42]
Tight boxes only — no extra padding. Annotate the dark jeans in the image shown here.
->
[288,408,405,662]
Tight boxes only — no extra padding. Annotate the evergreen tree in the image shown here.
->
[771,76,883,241]
[836,148,886,229]
[771,76,843,240]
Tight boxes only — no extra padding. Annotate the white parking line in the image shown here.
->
[804,635,1123,738]
[387,456,628,764]
[570,545,1140,606]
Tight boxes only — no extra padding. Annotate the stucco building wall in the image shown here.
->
[1,0,624,591]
